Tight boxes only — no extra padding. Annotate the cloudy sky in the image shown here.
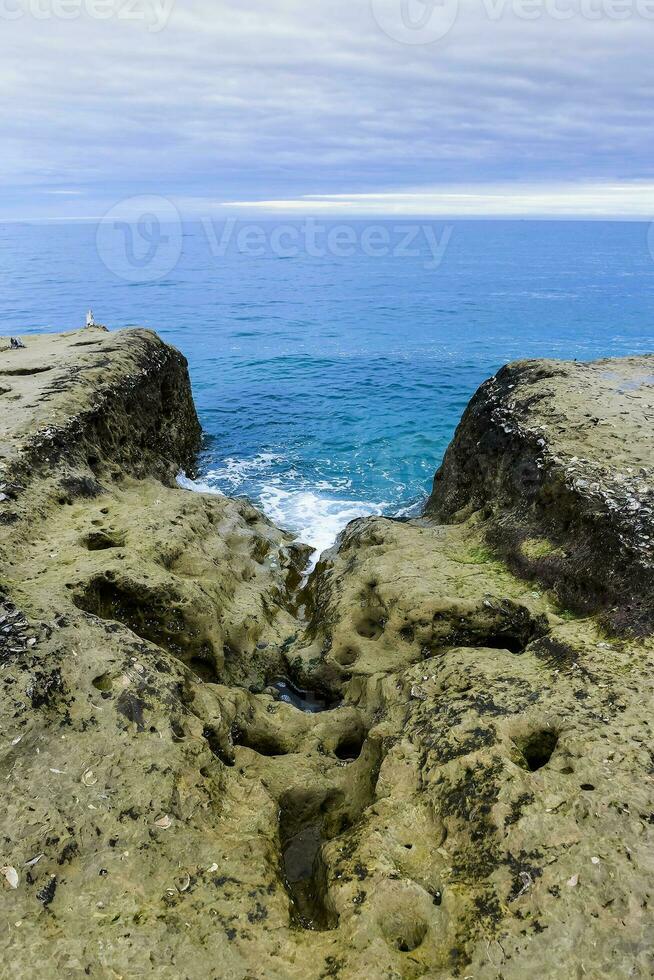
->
[2,0,653,219]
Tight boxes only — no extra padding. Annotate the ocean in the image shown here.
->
[2,218,653,556]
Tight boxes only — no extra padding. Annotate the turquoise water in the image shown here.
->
[2,219,653,553]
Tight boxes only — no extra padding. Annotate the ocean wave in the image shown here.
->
[203,453,285,488]
[258,484,389,564]
[393,498,425,519]
[176,472,225,496]
[177,467,389,565]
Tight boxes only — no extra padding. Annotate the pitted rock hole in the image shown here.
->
[478,633,530,654]
[334,647,359,667]
[515,730,559,772]
[92,673,113,693]
[355,615,386,640]
[203,726,235,768]
[190,656,220,684]
[82,530,125,551]
[74,577,180,650]
[430,600,548,655]
[233,725,288,758]
[271,677,337,713]
[73,575,216,671]
[381,914,428,953]
[335,731,365,762]
[279,789,341,931]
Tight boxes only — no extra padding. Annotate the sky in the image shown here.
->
[1,0,653,220]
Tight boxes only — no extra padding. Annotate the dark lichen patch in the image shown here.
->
[450,839,501,882]
[60,475,105,500]
[448,943,473,976]
[28,668,64,709]
[58,840,80,865]
[504,792,535,827]
[472,889,503,930]
[247,901,268,924]
[319,956,346,978]
[440,762,503,883]
[444,881,504,969]
[426,725,497,766]
[37,875,57,907]
[531,636,578,670]
[116,691,147,731]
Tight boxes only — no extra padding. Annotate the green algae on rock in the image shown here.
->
[0,330,653,979]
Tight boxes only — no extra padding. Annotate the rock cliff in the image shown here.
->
[0,329,652,979]
[426,357,654,634]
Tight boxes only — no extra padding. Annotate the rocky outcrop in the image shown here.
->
[426,356,654,634]
[0,331,652,980]
[0,328,202,543]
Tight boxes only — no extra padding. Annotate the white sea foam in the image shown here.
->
[177,465,391,567]
[205,453,284,488]
[176,471,225,495]
[258,485,389,566]
[393,498,424,520]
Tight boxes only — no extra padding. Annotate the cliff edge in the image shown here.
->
[426,356,654,633]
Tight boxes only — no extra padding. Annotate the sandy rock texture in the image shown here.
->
[0,331,652,980]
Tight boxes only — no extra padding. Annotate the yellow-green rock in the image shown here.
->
[0,329,652,978]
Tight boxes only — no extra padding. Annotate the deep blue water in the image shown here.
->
[2,219,653,553]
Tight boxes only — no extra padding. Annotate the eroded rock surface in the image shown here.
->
[0,332,652,979]
[426,357,654,633]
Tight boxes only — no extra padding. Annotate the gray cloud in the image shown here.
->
[0,0,652,217]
